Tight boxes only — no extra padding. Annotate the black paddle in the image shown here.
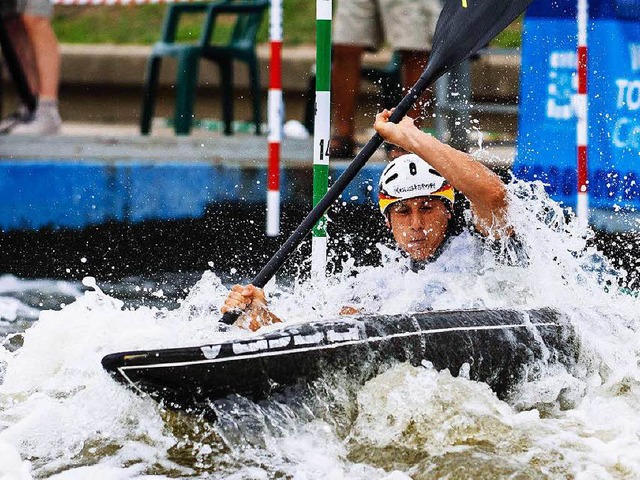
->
[221,0,534,325]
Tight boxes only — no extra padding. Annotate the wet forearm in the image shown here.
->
[405,130,505,206]
[405,129,508,232]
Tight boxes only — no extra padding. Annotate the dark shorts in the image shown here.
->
[0,0,18,18]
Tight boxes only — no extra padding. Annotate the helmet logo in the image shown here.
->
[395,183,438,194]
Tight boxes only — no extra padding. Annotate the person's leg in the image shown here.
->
[379,0,440,158]
[401,49,430,127]
[0,15,38,133]
[10,8,61,134]
[331,44,364,148]
[3,15,39,96]
[10,0,61,134]
[377,49,430,159]
[380,50,429,158]
[330,0,380,157]
[21,14,59,101]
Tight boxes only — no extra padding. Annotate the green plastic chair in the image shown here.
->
[141,0,269,136]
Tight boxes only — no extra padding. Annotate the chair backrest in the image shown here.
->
[161,2,211,43]
[230,3,266,49]
[203,0,269,50]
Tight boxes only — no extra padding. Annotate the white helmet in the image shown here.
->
[378,153,455,215]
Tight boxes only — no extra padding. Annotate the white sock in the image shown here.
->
[37,99,59,116]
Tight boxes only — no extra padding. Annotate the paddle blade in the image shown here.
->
[423,0,534,83]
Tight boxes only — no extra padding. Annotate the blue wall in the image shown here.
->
[0,160,384,231]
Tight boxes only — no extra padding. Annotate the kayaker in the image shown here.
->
[221,109,513,330]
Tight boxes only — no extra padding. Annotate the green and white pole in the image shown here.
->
[311,0,331,277]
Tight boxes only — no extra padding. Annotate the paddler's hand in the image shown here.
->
[374,109,420,152]
[221,284,281,332]
[221,284,267,312]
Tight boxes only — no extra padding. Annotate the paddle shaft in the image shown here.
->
[221,77,430,325]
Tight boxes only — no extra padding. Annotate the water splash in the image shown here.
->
[0,179,639,478]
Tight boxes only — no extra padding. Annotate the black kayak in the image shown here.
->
[102,308,578,410]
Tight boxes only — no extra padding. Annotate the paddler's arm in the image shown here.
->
[374,109,510,237]
[221,284,282,331]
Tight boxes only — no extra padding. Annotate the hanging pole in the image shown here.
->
[576,0,589,228]
[311,0,331,277]
[266,0,283,236]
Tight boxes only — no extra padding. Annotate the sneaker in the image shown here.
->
[0,105,34,134]
[10,107,61,135]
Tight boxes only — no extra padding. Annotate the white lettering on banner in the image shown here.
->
[546,51,577,120]
[613,118,640,150]
[631,44,640,72]
[547,99,574,119]
[613,77,640,150]
[616,79,640,110]
[550,51,577,68]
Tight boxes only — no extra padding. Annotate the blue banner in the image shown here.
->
[514,0,640,228]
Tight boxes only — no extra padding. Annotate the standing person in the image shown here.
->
[0,0,61,135]
[329,0,441,159]
[0,0,34,131]
[221,109,514,330]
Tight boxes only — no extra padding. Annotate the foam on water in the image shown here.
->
[0,181,639,478]
[0,276,82,325]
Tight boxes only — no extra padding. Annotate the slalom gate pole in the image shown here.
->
[576,0,589,228]
[311,0,332,278]
[266,0,283,236]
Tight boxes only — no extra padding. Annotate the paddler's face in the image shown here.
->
[387,197,451,262]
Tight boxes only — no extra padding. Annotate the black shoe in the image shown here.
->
[0,106,34,134]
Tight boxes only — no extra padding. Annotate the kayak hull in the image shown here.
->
[102,308,578,410]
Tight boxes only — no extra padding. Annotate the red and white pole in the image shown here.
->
[576,0,589,228]
[266,0,283,236]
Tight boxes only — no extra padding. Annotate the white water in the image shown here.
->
[0,181,639,479]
